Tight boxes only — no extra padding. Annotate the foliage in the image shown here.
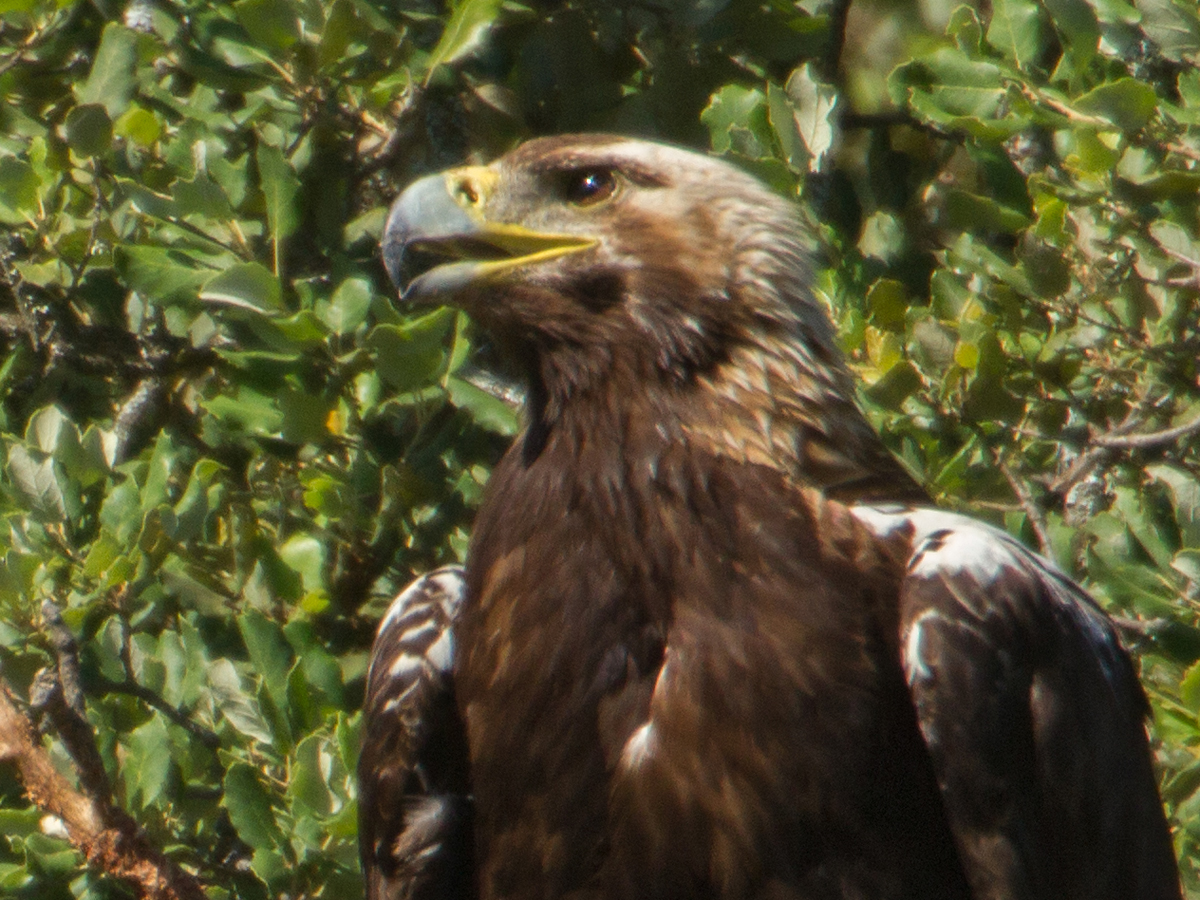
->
[0,0,1197,896]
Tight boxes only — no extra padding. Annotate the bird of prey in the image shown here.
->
[358,134,1181,900]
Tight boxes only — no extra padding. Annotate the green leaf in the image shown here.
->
[702,85,768,155]
[447,377,519,435]
[210,658,275,745]
[319,0,361,68]
[114,106,162,146]
[1074,78,1159,131]
[947,5,984,53]
[367,310,454,391]
[279,533,327,595]
[784,63,837,173]
[1041,0,1099,65]
[279,388,333,443]
[252,310,329,351]
[890,48,1008,122]
[201,387,285,436]
[118,179,179,221]
[1138,0,1200,64]
[954,341,981,369]
[257,143,300,273]
[27,406,67,455]
[64,104,113,157]
[238,610,294,714]
[986,0,1045,70]
[200,262,284,313]
[425,0,503,81]
[318,277,373,335]
[175,173,233,220]
[115,246,213,304]
[290,734,335,817]
[234,0,301,51]
[223,762,285,851]
[1088,0,1141,24]
[766,81,805,173]
[1180,659,1200,710]
[0,156,40,214]
[77,23,137,118]
[941,189,1031,233]
[864,360,923,409]
[865,279,909,329]
[124,716,171,810]
[7,445,66,520]
[1149,463,1200,548]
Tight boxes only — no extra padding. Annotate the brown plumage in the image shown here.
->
[359,135,1181,900]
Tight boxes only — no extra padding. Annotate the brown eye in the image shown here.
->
[563,169,616,205]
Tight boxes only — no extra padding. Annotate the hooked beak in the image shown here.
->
[382,166,597,303]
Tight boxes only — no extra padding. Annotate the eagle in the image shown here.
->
[358,134,1182,900]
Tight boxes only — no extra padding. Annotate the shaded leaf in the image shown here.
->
[223,762,285,851]
[210,658,275,745]
[64,104,112,158]
[234,0,301,51]
[0,157,40,214]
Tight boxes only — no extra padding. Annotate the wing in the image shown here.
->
[857,507,1180,900]
[358,566,474,900]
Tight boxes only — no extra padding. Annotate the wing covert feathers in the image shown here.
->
[359,567,473,900]
[853,505,1181,900]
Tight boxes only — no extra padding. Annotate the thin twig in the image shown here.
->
[999,458,1052,556]
[91,676,222,751]
[1091,413,1200,450]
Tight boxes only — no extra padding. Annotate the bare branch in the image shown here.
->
[1091,414,1200,451]
[999,458,1052,557]
[90,676,221,751]
[821,0,853,82]
[35,601,113,802]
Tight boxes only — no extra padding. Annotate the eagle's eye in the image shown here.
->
[562,168,616,206]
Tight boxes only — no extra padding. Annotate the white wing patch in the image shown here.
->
[852,505,1027,583]
[388,653,423,680]
[902,608,940,687]
[367,565,467,709]
[620,722,658,771]
[378,566,467,636]
[424,627,456,675]
[854,503,1131,696]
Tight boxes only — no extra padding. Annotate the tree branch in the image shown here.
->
[30,601,113,805]
[820,0,853,82]
[0,679,208,900]
[999,458,1052,556]
[1090,413,1200,450]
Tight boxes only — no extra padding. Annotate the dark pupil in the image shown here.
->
[570,170,610,201]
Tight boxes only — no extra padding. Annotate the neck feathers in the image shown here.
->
[519,212,926,504]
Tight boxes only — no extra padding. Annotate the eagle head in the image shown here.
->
[382,134,923,498]
[382,135,837,388]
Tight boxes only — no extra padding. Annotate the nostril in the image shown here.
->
[454,179,480,206]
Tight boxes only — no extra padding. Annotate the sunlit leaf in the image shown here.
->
[1074,78,1159,131]
[425,0,503,81]
[200,262,284,313]
[76,23,137,117]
